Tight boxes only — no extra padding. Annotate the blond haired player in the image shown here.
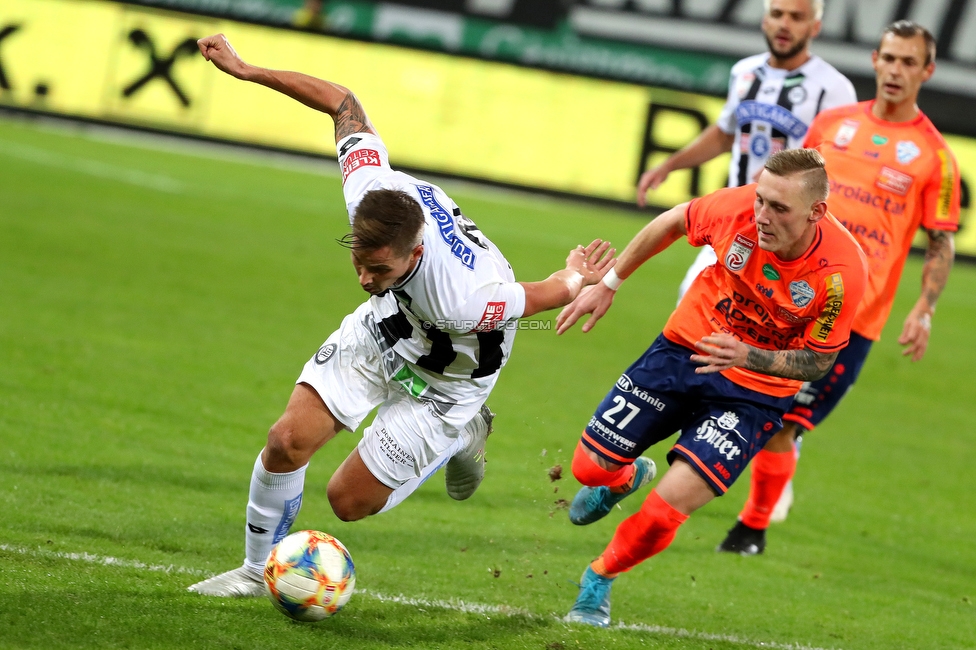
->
[557,149,867,626]
[718,20,960,555]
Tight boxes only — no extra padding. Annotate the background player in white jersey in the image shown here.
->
[187,33,616,597]
[638,0,856,299]
[636,0,855,520]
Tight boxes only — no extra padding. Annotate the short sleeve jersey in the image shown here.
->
[803,101,961,339]
[665,184,868,398]
[717,54,857,187]
[338,132,526,380]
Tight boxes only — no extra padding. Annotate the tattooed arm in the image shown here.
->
[897,228,955,362]
[691,334,839,382]
[197,33,376,142]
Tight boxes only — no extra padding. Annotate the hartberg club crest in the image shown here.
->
[789,280,815,307]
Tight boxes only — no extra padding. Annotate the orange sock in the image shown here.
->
[572,441,634,488]
[739,448,797,530]
[601,489,688,575]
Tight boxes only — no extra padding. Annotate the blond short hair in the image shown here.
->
[764,0,823,21]
[764,149,829,203]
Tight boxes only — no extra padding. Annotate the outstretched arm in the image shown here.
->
[555,202,689,334]
[637,126,734,207]
[197,33,376,143]
[691,334,839,382]
[519,240,616,318]
[898,228,955,362]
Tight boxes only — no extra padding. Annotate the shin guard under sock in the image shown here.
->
[243,453,308,575]
[601,489,688,575]
[572,441,634,488]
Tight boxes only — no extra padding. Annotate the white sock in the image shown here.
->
[243,453,308,575]
[377,434,466,514]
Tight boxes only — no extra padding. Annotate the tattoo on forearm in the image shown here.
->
[922,229,954,310]
[334,93,371,141]
[744,347,838,381]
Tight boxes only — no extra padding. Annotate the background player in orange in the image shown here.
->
[555,149,867,627]
[717,20,960,556]
[638,0,856,306]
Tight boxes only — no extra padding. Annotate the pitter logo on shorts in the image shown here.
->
[314,343,337,365]
[693,417,744,462]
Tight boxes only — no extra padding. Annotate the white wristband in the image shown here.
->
[602,268,624,291]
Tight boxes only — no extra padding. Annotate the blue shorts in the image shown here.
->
[582,335,793,496]
[783,332,873,432]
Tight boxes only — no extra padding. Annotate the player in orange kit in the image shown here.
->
[717,20,960,556]
[555,148,867,627]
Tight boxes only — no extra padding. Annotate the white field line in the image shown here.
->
[0,138,186,194]
[0,543,840,650]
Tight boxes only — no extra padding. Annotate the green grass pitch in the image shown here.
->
[1,114,974,650]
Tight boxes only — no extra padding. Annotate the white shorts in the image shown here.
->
[297,301,495,488]
[677,245,717,304]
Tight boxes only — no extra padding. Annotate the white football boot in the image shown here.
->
[187,566,265,597]
[445,405,494,500]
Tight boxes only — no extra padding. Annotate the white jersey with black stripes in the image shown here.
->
[717,53,856,188]
[338,132,526,381]
[677,53,857,302]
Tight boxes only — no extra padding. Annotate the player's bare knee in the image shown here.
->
[326,484,369,522]
[264,421,309,470]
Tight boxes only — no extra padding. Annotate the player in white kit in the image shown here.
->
[187,34,616,597]
[635,0,856,523]
[638,0,856,299]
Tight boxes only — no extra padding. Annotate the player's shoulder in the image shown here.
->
[812,100,867,125]
[803,56,852,82]
[690,184,755,225]
[731,53,769,74]
[914,111,954,151]
[819,213,868,267]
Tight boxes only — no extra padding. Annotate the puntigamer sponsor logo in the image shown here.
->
[416,184,477,270]
[616,374,665,411]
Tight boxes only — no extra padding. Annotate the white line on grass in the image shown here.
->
[0,138,186,193]
[0,543,208,576]
[0,543,840,650]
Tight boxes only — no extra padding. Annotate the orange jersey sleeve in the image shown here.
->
[807,101,961,339]
[666,185,867,398]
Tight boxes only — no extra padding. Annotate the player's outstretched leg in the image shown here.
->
[189,452,307,596]
[445,404,494,500]
[187,565,265,597]
[565,566,615,628]
[569,456,656,526]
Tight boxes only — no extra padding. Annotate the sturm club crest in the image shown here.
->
[314,343,337,364]
[725,234,756,272]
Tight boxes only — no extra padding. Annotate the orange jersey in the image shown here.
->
[804,101,961,340]
[664,184,868,398]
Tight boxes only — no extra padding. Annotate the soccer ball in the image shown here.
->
[263,530,356,621]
